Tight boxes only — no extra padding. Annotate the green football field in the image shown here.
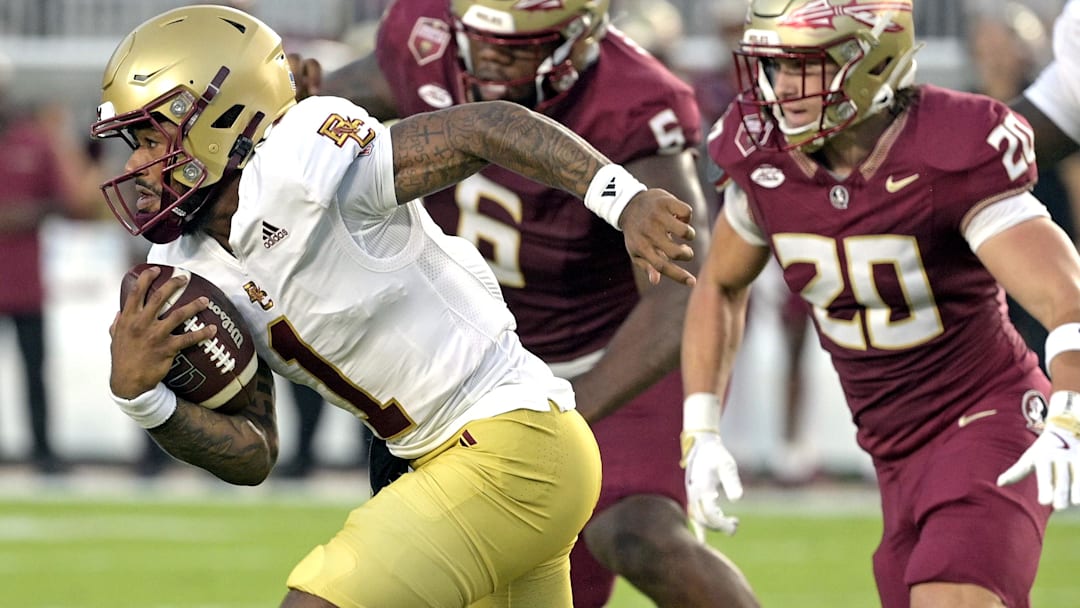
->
[1,479,1077,607]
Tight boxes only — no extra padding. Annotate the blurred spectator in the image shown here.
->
[612,0,684,63]
[966,1,1080,365]
[0,55,103,473]
[274,382,372,479]
[667,2,745,129]
[274,383,332,478]
[967,2,1051,102]
[964,0,1068,33]
[754,261,821,485]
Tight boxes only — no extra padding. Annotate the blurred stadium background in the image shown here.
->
[2,1,1078,606]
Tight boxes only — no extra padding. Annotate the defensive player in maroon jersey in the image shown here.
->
[681,2,1080,608]
[316,1,759,606]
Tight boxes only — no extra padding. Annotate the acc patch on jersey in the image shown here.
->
[751,164,785,189]
[418,83,453,108]
[408,17,451,66]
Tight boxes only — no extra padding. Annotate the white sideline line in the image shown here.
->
[0,513,235,542]
[2,466,1078,523]
[0,466,367,508]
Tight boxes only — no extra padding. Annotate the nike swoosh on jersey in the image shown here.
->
[885,173,920,193]
[958,409,998,428]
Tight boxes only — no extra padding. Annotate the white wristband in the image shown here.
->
[111,383,177,429]
[584,164,647,230]
[683,392,722,433]
[1044,323,1080,378]
[1048,391,1080,438]
[1049,390,1080,417]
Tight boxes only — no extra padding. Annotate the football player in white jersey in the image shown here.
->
[1012,0,1080,165]
[93,5,699,608]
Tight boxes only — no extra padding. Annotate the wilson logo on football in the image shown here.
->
[204,300,246,350]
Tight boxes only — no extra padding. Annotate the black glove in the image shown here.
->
[368,435,410,496]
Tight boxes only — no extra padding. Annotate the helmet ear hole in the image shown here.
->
[869,56,894,77]
[212,104,245,129]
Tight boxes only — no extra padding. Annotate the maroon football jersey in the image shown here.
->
[375,0,702,362]
[709,85,1043,460]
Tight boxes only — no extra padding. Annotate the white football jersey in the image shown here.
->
[1025,0,1080,143]
[149,96,574,459]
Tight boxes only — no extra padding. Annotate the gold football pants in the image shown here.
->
[286,405,602,607]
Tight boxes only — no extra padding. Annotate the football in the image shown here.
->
[119,263,258,413]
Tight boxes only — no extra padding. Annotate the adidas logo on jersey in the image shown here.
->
[262,221,289,249]
[602,177,617,197]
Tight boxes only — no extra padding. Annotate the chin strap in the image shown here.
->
[140,170,240,244]
[143,107,266,244]
[227,111,265,170]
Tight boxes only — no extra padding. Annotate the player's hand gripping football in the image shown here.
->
[620,189,697,287]
[110,266,215,399]
[681,393,742,538]
[998,391,1080,510]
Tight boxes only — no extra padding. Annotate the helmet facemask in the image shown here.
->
[93,86,212,243]
[734,40,862,152]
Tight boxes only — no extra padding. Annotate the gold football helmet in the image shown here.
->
[91,4,296,242]
[450,0,609,109]
[733,0,921,150]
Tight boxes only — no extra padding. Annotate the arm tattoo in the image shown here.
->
[147,361,279,485]
[390,100,609,203]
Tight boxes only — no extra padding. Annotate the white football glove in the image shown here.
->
[681,393,743,538]
[998,391,1080,510]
